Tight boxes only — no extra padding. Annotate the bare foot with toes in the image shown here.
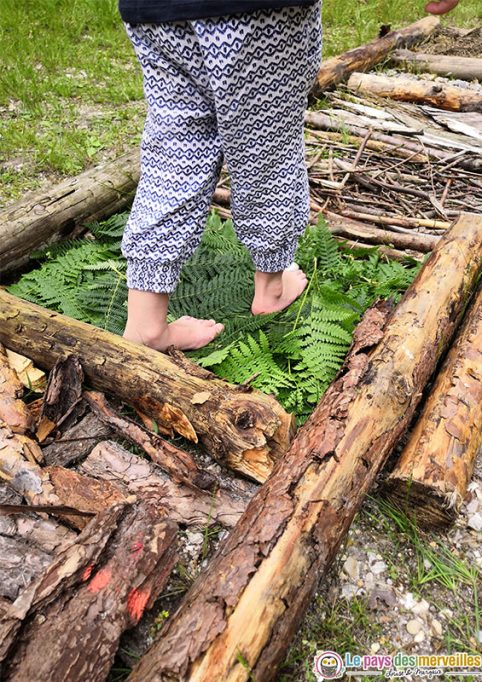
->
[251,264,308,315]
[123,315,224,351]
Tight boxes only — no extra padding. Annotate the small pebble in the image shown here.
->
[406,618,424,635]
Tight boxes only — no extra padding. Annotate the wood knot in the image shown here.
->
[235,410,255,430]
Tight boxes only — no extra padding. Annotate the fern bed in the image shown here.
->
[8,212,423,423]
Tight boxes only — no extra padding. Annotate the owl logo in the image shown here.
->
[313,651,345,680]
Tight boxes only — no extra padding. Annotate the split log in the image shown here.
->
[313,16,439,94]
[0,343,33,434]
[37,354,84,442]
[84,390,215,490]
[0,150,139,280]
[0,291,294,482]
[128,213,482,682]
[79,440,249,528]
[4,349,46,393]
[0,500,178,682]
[42,411,113,467]
[392,50,482,82]
[385,283,482,527]
[347,72,482,113]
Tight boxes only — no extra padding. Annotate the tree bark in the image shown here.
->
[84,390,216,490]
[0,343,34,435]
[385,283,482,527]
[0,150,139,280]
[347,72,482,112]
[42,410,113,467]
[0,500,178,682]
[313,16,440,94]
[392,49,482,82]
[128,213,482,682]
[0,291,294,482]
[79,440,250,528]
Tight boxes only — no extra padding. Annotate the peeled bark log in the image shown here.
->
[0,291,294,482]
[347,72,482,113]
[385,283,482,527]
[79,440,249,528]
[392,50,482,82]
[128,213,482,682]
[0,150,139,280]
[0,500,177,682]
[84,390,215,490]
[313,16,439,94]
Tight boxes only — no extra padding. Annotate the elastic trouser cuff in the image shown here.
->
[250,239,299,273]
[126,258,182,294]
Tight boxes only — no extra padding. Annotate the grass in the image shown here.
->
[1,0,481,204]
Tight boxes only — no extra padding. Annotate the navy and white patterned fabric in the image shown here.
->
[122,2,323,293]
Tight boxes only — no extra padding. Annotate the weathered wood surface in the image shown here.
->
[313,16,439,93]
[347,72,482,112]
[385,283,482,527]
[0,500,177,682]
[128,214,482,682]
[0,150,139,279]
[79,440,249,528]
[0,290,294,482]
[392,49,482,81]
[84,390,215,490]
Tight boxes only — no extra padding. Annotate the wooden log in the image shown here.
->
[4,348,46,393]
[37,354,84,442]
[392,49,482,82]
[0,150,139,280]
[313,16,439,94]
[385,283,482,527]
[347,72,482,113]
[0,343,33,435]
[0,483,75,601]
[128,213,482,682]
[79,440,249,528]
[0,500,178,682]
[0,291,294,483]
[84,390,215,490]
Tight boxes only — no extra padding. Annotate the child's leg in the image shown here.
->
[192,1,323,314]
[121,21,225,349]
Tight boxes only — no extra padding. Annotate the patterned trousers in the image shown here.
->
[122,2,323,293]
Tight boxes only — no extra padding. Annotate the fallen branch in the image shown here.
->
[128,213,482,682]
[347,72,482,112]
[385,283,482,527]
[0,151,139,280]
[313,16,439,93]
[0,291,294,482]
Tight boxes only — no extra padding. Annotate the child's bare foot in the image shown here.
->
[251,265,308,315]
[123,316,224,351]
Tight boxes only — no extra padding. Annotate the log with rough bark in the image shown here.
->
[312,16,439,94]
[385,283,482,527]
[0,483,75,601]
[0,150,139,279]
[0,343,33,434]
[42,410,113,467]
[392,49,482,82]
[84,390,215,490]
[0,500,178,682]
[0,291,294,482]
[347,72,482,112]
[79,440,250,528]
[128,213,482,682]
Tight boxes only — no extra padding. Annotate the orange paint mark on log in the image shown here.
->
[127,587,151,623]
[87,566,112,593]
[82,564,95,581]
